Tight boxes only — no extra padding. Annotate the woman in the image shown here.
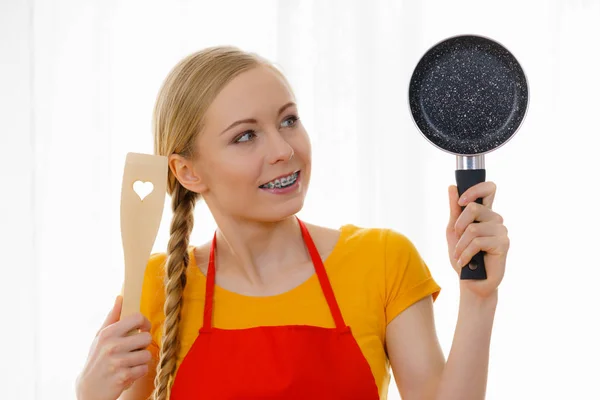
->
[76,46,509,400]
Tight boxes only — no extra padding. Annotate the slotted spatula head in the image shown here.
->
[119,152,168,320]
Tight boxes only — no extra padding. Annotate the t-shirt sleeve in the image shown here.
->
[139,252,168,360]
[384,229,441,325]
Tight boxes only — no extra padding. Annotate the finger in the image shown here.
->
[111,349,153,370]
[120,331,153,353]
[97,296,123,336]
[101,312,151,340]
[456,236,510,268]
[458,181,497,209]
[114,363,149,391]
[447,185,462,229]
[101,331,153,359]
[112,313,152,338]
[454,203,499,237]
[453,222,508,261]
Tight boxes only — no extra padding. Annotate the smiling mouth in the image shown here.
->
[259,170,300,189]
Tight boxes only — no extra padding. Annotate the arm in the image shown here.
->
[386,290,497,400]
[388,182,505,399]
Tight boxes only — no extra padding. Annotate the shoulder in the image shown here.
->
[333,224,432,284]
[143,252,168,286]
[140,252,169,319]
[140,247,202,294]
[306,221,421,269]
[140,252,173,347]
[335,223,416,256]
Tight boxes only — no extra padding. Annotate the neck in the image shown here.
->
[211,214,309,286]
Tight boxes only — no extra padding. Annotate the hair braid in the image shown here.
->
[152,182,197,400]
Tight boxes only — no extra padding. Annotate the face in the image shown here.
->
[186,66,312,223]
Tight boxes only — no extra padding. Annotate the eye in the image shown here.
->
[234,130,256,143]
[281,115,300,128]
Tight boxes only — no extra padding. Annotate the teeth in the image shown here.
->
[261,171,298,189]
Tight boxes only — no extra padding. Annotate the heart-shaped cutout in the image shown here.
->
[133,180,154,201]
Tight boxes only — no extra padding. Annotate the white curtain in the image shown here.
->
[2,0,599,398]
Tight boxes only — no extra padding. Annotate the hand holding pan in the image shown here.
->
[408,34,529,280]
[119,153,168,333]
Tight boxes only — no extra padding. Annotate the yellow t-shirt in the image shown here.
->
[140,224,441,399]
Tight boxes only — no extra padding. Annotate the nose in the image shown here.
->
[266,131,294,165]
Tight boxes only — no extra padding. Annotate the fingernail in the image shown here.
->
[459,196,467,205]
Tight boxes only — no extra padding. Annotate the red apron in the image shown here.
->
[170,218,380,399]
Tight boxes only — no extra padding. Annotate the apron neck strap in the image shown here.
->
[202,231,218,330]
[296,218,347,330]
[202,217,347,331]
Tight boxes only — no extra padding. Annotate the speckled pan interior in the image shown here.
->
[409,35,528,155]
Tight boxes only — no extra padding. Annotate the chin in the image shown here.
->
[253,195,306,223]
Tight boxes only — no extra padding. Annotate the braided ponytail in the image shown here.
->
[152,183,197,400]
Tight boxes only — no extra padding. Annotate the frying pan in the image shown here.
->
[408,34,528,280]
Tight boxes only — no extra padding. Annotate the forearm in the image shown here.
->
[435,289,498,400]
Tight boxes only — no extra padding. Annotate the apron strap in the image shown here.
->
[201,232,218,331]
[296,217,347,330]
[201,218,347,331]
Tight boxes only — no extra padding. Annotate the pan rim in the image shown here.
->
[406,33,530,157]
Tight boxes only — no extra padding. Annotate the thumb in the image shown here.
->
[97,295,123,335]
[447,185,462,229]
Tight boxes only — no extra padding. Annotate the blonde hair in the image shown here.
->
[150,46,288,399]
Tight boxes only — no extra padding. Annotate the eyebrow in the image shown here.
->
[219,102,297,136]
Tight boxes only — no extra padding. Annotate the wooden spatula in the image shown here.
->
[119,152,169,321]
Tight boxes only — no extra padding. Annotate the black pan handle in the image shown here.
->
[455,169,487,280]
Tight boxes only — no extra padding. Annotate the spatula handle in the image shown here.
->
[120,283,146,337]
[455,168,487,280]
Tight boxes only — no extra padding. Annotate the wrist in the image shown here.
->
[75,376,95,400]
[459,288,498,311]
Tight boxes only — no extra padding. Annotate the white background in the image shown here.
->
[1,0,599,399]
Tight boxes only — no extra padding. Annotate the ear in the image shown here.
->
[168,153,209,194]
